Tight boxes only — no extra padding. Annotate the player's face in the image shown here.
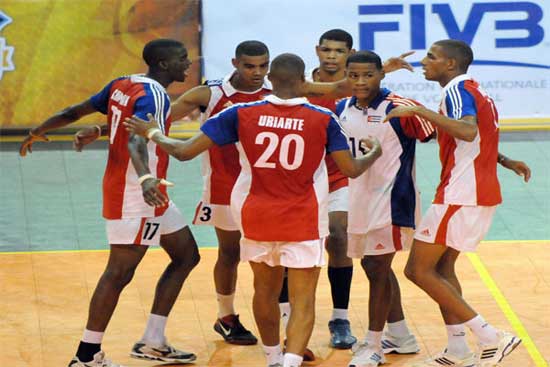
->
[167,47,192,82]
[232,54,270,89]
[316,39,350,75]
[346,62,384,101]
[421,45,449,82]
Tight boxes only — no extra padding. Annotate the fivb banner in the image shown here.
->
[0,0,201,129]
[202,0,549,126]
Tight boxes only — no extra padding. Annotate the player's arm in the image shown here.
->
[498,152,531,182]
[385,106,478,142]
[382,51,415,73]
[20,100,98,156]
[124,113,214,161]
[331,136,382,178]
[170,85,212,120]
[73,124,109,152]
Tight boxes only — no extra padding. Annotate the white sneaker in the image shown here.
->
[476,330,521,366]
[68,351,124,367]
[349,343,386,366]
[381,332,420,354]
[409,350,476,366]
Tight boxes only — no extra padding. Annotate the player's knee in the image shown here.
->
[404,262,423,285]
[218,244,240,266]
[326,227,347,258]
[362,256,391,282]
[103,267,136,290]
[435,262,455,279]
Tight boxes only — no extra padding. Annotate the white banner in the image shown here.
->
[202,0,550,123]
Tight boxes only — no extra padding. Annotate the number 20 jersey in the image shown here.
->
[90,74,172,220]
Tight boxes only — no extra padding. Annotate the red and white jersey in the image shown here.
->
[201,94,350,242]
[435,74,502,206]
[337,89,435,233]
[90,74,171,219]
[306,68,348,193]
[199,73,272,205]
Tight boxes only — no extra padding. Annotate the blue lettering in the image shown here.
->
[358,5,403,50]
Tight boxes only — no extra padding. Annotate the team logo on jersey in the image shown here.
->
[0,11,14,81]
[375,243,385,250]
[367,115,383,123]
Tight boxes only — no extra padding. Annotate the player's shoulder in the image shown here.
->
[204,78,223,87]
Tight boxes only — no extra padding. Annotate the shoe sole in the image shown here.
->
[213,324,258,345]
[382,346,420,355]
[330,342,355,350]
[130,352,197,363]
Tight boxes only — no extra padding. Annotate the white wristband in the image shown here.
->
[147,128,161,140]
[137,174,155,185]
[94,125,102,135]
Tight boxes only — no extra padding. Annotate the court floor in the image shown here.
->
[1,242,548,367]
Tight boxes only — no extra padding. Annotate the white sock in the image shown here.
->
[365,330,383,348]
[464,315,499,345]
[217,293,236,318]
[283,352,303,367]
[141,313,167,346]
[263,344,283,365]
[386,319,411,338]
[279,302,291,331]
[82,329,104,344]
[331,308,348,321]
[446,324,471,358]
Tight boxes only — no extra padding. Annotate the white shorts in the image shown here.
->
[192,201,239,231]
[240,237,326,268]
[328,186,349,212]
[105,201,187,246]
[414,204,497,252]
[348,225,414,258]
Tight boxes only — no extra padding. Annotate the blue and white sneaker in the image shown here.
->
[329,319,357,349]
[381,332,420,354]
[130,341,196,363]
[348,343,386,366]
[477,330,521,366]
[409,350,476,367]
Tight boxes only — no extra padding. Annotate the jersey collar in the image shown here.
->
[348,88,391,110]
[265,94,309,106]
[441,74,471,96]
[222,72,271,96]
[130,74,167,92]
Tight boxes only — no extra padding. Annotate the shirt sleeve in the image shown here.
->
[90,78,121,114]
[335,98,347,117]
[201,104,240,146]
[444,85,477,120]
[326,115,350,153]
[397,101,436,142]
[133,85,171,133]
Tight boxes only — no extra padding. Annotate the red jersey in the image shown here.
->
[435,74,502,206]
[306,68,348,192]
[199,74,272,205]
[201,95,350,242]
[90,75,171,219]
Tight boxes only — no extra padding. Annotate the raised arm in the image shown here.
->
[331,136,382,178]
[170,85,212,120]
[20,100,98,156]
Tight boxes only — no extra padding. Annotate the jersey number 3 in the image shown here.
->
[254,132,304,170]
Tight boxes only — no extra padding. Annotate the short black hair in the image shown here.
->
[235,40,269,58]
[434,39,474,72]
[269,53,305,82]
[346,51,382,70]
[142,39,185,67]
[319,29,353,49]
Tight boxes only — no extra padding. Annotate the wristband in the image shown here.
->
[137,174,155,185]
[94,125,102,135]
[147,128,161,140]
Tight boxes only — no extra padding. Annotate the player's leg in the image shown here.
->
[285,266,322,367]
[213,227,257,344]
[131,221,200,363]
[326,209,356,349]
[70,245,148,366]
[249,261,285,367]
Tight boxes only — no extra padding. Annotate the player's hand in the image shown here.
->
[141,177,173,207]
[383,51,415,73]
[360,136,382,157]
[501,159,531,182]
[384,106,418,122]
[124,113,160,139]
[73,126,101,152]
[19,129,49,157]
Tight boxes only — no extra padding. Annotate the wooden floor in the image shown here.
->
[1,241,549,367]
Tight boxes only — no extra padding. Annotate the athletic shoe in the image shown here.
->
[409,350,476,366]
[130,341,196,363]
[476,330,521,366]
[348,343,386,367]
[283,339,315,362]
[381,332,420,354]
[268,364,283,367]
[214,314,258,345]
[329,319,357,349]
[68,351,123,367]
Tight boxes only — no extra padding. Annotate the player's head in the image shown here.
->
[268,53,305,91]
[142,39,191,82]
[232,40,270,89]
[345,51,385,101]
[316,29,354,75]
[421,39,473,83]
